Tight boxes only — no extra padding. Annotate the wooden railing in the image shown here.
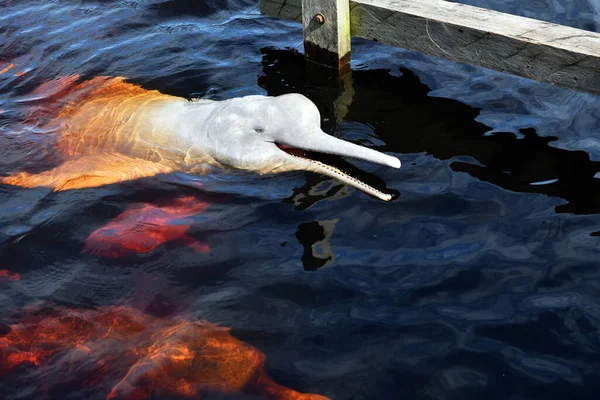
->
[260,0,600,95]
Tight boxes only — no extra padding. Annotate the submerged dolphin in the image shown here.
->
[2,76,400,200]
[1,305,329,399]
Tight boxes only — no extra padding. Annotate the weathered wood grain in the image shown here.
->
[301,0,351,68]
[260,0,600,94]
[261,0,302,21]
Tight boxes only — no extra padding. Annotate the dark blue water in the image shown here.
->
[2,1,600,399]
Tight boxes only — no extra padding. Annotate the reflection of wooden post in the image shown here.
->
[303,61,354,132]
[334,70,354,122]
[302,0,351,72]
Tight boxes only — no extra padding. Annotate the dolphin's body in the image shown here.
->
[2,77,400,200]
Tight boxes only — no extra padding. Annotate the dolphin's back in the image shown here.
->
[50,77,179,158]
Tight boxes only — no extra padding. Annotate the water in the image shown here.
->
[2,0,600,399]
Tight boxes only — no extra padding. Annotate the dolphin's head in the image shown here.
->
[197,93,400,201]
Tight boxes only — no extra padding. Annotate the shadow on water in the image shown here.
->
[295,219,338,271]
[258,47,600,216]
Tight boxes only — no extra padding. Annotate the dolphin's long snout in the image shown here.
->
[282,131,400,168]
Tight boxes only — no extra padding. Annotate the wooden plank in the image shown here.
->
[301,0,351,69]
[260,0,302,21]
[260,0,600,95]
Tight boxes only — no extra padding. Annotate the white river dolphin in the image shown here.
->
[2,76,400,200]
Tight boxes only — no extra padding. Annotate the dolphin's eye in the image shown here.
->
[254,128,264,133]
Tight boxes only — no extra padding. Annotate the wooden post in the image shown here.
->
[301,1,354,126]
[302,0,351,71]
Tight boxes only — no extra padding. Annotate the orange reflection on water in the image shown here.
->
[0,63,15,74]
[0,270,20,283]
[83,196,210,258]
[0,306,329,400]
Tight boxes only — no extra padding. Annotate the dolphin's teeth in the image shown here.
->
[281,149,392,201]
[309,159,392,200]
